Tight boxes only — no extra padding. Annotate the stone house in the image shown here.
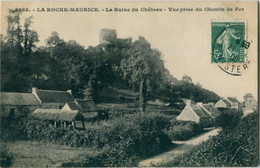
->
[197,102,220,124]
[0,92,40,118]
[32,87,75,109]
[226,97,241,109]
[215,99,231,108]
[215,99,231,109]
[62,102,81,111]
[73,99,99,121]
[177,100,220,126]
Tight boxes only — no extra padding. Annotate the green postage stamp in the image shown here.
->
[211,22,248,63]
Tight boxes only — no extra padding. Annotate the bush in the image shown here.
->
[1,117,27,141]
[90,112,172,166]
[215,109,243,129]
[0,145,14,167]
[164,112,259,167]
[18,112,172,166]
[164,120,203,141]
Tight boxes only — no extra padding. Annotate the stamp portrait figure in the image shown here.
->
[216,25,240,61]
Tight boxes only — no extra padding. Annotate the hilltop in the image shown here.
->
[1,13,219,109]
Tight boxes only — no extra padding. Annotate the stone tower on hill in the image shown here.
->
[99,28,117,45]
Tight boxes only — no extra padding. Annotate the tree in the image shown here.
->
[22,16,39,75]
[6,9,23,53]
[181,75,192,83]
[33,32,88,92]
[215,109,243,129]
[243,93,253,101]
[45,31,64,48]
[120,37,165,112]
[1,10,39,92]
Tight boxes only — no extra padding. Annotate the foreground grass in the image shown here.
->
[2,140,101,167]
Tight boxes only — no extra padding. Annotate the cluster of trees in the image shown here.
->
[1,10,39,92]
[1,10,219,111]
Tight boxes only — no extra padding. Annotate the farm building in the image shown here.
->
[0,92,40,118]
[75,99,98,112]
[62,102,81,111]
[74,99,99,120]
[31,108,85,129]
[215,99,231,109]
[197,102,220,124]
[177,100,220,126]
[215,97,241,109]
[226,97,241,109]
[32,87,75,109]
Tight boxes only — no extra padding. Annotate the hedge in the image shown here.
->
[17,112,172,166]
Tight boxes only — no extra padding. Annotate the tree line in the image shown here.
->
[1,10,220,111]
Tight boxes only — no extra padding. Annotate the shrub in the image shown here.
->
[91,112,172,166]
[164,112,259,167]
[18,112,172,166]
[0,145,14,167]
[215,109,243,129]
[164,119,203,141]
[1,117,27,141]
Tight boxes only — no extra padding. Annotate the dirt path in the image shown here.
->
[138,128,221,167]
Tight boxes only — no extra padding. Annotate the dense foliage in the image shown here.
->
[164,119,203,141]
[215,108,243,128]
[1,10,219,108]
[10,112,172,166]
[165,112,259,167]
[0,145,14,167]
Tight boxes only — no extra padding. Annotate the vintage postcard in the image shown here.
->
[0,1,259,167]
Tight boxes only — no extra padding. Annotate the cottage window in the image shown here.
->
[9,108,15,118]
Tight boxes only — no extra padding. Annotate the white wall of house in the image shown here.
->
[215,100,227,108]
[62,103,72,111]
[177,106,200,123]
[230,102,239,109]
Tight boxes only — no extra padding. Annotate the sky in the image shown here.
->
[1,1,258,101]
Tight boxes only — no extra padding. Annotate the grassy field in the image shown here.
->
[2,140,101,167]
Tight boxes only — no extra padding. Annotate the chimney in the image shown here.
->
[32,87,37,94]
[208,102,215,106]
[197,102,203,106]
[32,87,42,104]
[67,90,72,95]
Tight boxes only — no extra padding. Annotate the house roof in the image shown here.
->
[31,109,84,121]
[35,89,74,103]
[201,104,220,116]
[227,97,239,103]
[222,99,231,106]
[76,99,98,112]
[191,105,209,118]
[66,102,80,111]
[0,92,40,106]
